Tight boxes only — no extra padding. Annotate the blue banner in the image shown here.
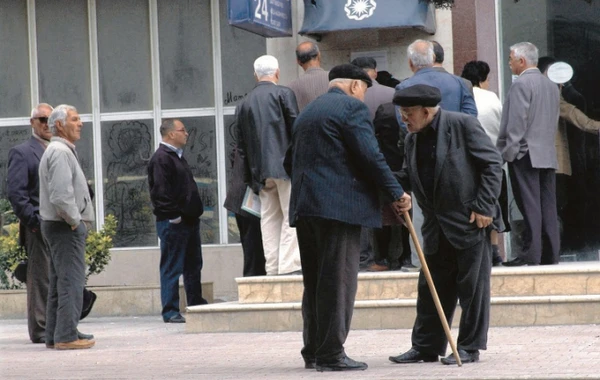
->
[299,0,436,37]
[228,0,293,38]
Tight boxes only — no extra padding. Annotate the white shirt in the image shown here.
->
[473,86,502,145]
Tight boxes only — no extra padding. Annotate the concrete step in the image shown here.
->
[237,262,600,303]
[186,294,600,333]
[0,282,213,319]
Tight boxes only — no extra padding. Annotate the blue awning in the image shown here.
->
[228,0,293,38]
[299,0,436,37]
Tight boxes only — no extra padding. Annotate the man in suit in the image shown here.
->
[287,64,412,371]
[431,41,474,95]
[388,85,503,365]
[148,119,208,323]
[351,56,396,272]
[236,55,300,276]
[7,104,97,345]
[497,42,561,266]
[39,105,96,350]
[286,41,330,111]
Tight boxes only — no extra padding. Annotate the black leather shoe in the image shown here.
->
[164,314,186,323]
[389,348,438,364]
[304,358,316,369]
[32,337,46,344]
[440,349,479,365]
[80,290,97,320]
[77,330,94,340]
[315,356,368,372]
[502,257,533,267]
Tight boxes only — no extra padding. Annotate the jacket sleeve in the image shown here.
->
[7,147,40,229]
[460,81,478,117]
[282,89,299,135]
[148,153,180,219]
[340,101,405,203]
[499,81,531,162]
[464,117,503,216]
[560,98,600,135]
[234,104,252,187]
[46,150,81,227]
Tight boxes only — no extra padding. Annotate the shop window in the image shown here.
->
[0,126,31,198]
[36,0,92,113]
[157,0,215,109]
[223,114,240,243]
[101,119,156,247]
[97,0,152,112]
[0,1,30,117]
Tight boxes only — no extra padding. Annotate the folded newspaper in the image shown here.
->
[241,186,261,218]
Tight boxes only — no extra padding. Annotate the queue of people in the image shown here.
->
[6,37,593,370]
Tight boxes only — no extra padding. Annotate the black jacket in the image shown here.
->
[147,144,203,223]
[396,109,503,254]
[236,81,299,193]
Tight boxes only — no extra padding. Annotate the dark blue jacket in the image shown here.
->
[147,144,203,223]
[7,137,45,230]
[287,87,404,228]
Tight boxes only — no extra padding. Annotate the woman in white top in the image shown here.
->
[461,60,507,266]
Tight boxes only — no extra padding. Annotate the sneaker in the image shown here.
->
[55,339,95,350]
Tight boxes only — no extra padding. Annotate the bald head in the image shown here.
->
[296,41,321,70]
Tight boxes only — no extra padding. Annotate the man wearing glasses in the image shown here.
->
[147,119,208,324]
[7,103,53,344]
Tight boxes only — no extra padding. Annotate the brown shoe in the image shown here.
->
[368,263,389,272]
[55,339,95,350]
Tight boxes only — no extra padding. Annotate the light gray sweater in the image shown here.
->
[39,136,94,227]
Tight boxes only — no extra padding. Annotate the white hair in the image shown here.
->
[49,104,77,135]
[510,42,539,66]
[31,103,53,118]
[254,55,279,78]
[407,39,434,70]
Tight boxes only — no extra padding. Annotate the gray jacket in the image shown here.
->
[497,68,560,168]
[39,137,94,227]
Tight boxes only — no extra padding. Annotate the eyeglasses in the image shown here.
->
[33,117,49,124]
[399,107,423,119]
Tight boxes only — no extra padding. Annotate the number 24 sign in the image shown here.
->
[254,0,269,21]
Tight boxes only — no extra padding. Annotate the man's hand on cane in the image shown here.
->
[392,192,412,214]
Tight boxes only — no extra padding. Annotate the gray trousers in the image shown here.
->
[41,221,87,344]
[24,226,50,342]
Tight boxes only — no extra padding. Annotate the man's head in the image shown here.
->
[328,64,372,102]
[30,103,53,141]
[509,42,538,76]
[254,55,280,83]
[160,119,188,149]
[537,56,557,75]
[461,60,491,89]
[351,57,378,80]
[393,84,441,133]
[49,105,82,144]
[432,41,444,66]
[407,39,434,73]
[295,41,321,70]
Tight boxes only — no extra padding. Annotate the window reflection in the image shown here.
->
[0,126,31,198]
[224,114,240,243]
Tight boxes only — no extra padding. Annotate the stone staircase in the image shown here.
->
[186,262,600,333]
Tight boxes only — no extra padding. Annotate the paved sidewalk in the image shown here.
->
[1,317,599,379]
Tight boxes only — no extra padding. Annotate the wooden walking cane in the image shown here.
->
[402,211,462,367]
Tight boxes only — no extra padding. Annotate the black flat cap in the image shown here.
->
[393,84,441,107]
[351,56,377,70]
[329,64,373,88]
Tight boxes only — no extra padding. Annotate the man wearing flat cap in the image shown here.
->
[286,63,412,372]
[388,84,503,365]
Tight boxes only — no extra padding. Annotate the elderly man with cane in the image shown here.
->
[389,84,503,365]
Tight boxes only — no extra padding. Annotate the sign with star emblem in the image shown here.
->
[344,0,377,21]
[300,0,436,37]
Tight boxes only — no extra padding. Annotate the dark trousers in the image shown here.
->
[41,221,86,344]
[235,214,266,277]
[373,225,412,269]
[508,153,560,264]
[412,233,491,356]
[156,219,207,321]
[359,227,374,267]
[24,226,50,342]
[296,217,361,363]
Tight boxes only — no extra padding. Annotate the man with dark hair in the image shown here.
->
[288,64,411,371]
[431,41,473,94]
[389,84,503,365]
[287,41,330,111]
[148,118,208,323]
[351,56,394,119]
